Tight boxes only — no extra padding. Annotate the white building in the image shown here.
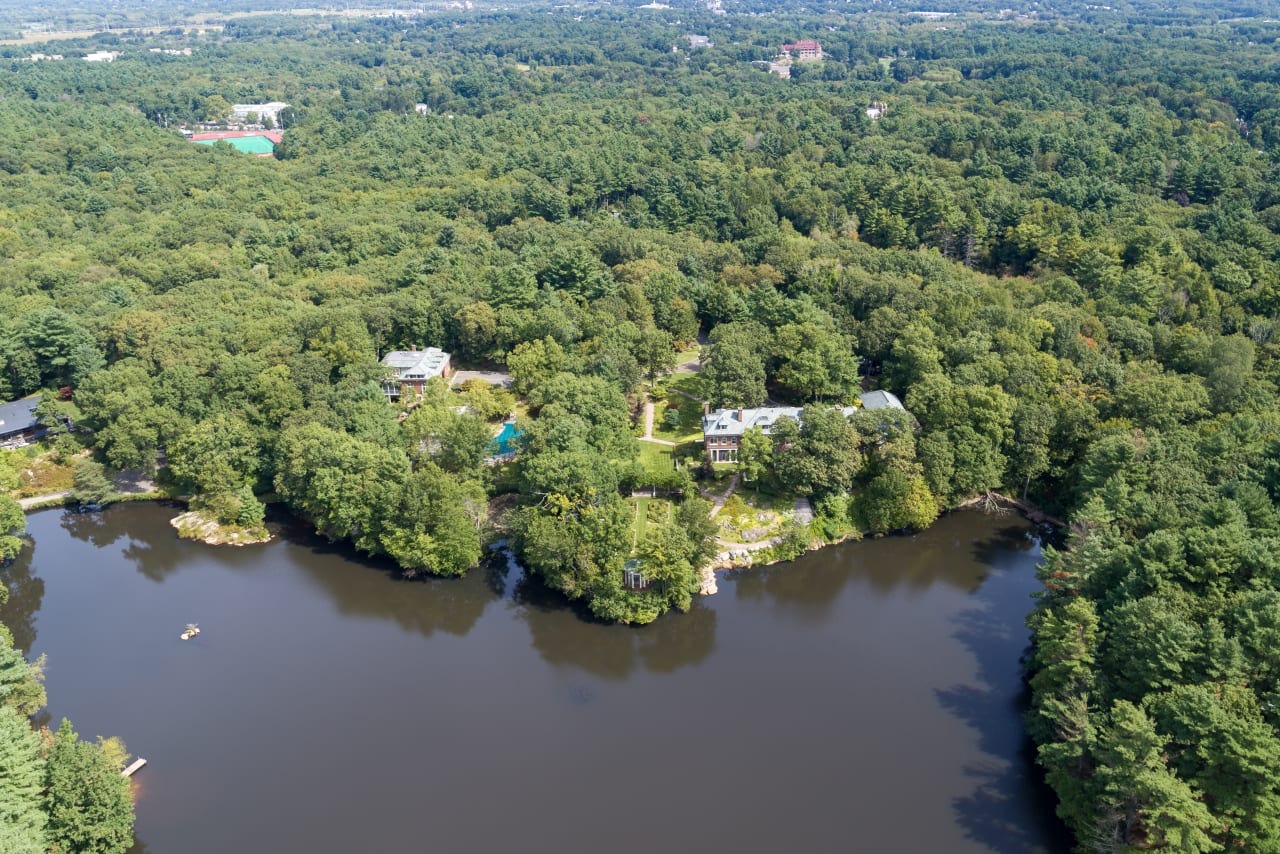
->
[230,102,290,124]
[83,51,121,62]
[381,347,452,400]
[701,391,906,463]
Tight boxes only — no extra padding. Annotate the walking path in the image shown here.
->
[792,497,814,524]
[669,388,705,404]
[18,491,69,510]
[638,398,676,446]
[707,473,739,518]
[16,469,159,512]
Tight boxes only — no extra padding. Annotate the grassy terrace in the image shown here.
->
[650,373,707,444]
[628,496,673,552]
[636,441,675,475]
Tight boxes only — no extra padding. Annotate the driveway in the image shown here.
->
[450,370,512,388]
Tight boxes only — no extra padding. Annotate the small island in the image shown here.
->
[170,509,270,546]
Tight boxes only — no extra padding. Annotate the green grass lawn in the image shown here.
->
[651,396,705,443]
[667,373,705,399]
[701,467,736,494]
[628,496,674,552]
[674,347,701,368]
[636,441,675,475]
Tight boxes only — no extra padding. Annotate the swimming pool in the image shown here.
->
[489,422,522,455]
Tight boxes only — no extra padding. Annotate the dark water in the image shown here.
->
[3,503,1070,854]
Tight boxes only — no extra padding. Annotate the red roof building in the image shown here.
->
[781,40,823,61]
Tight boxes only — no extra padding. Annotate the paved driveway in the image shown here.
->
[450,370,512,388]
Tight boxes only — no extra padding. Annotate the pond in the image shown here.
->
[2,503,1070,853]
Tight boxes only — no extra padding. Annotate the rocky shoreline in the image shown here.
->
[169,510,271,546]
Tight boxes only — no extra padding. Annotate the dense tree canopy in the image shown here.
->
[2,0,1280,842]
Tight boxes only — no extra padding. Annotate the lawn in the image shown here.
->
[699,467,737,495]
[667,373,705,399]
[651,396,704,443]
[674,347,702,368]
[628,496,674,552]
[636,441,675,475]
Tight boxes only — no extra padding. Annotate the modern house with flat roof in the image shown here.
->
[0,396,44,447]
[381,347,452,400]
[700,391,905,463]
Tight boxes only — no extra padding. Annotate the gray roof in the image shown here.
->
[858,390,906,411]
[703,405,857,438]
[0,396,41,438]
[701,392,906,439]
[381,347,450,380]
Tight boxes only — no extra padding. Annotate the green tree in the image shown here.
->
[638,327,676,383]
[0,495,23,562]
[44,720,135,854]
[274,423,409,552]
[854,461,939,534]
[770,323,860,403]
[1092,702,1219,853]
[458,380,515,422]
[0,630,45,718]
[772,407,861,497]
[70,460,116,508]
[0,706,46,854]
[202,95,232,123]
[506,336,567,396]
[703,322,767,408]
[167,413,262,496]
[18,309,102,389]
[454,301,499,361]
[737,425,772,485]
[379,463,483,577]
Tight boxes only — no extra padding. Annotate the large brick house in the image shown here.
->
[700,391,906,463]
[381,347,452,400]
[781,40,823,61]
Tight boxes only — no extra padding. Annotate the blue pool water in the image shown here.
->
[489,422,522,455]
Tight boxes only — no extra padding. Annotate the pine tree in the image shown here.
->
[44,720,135,854]
[0,706,47,854]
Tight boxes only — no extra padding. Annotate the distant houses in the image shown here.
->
[83,51,121,62]
[781,40,823,61]
[700,392,906,463]
[757,39,822,78]
[230,102,289,126]
[685,34,713,49]
[381,347,452,400]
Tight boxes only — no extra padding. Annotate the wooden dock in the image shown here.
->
[122,758,147,777]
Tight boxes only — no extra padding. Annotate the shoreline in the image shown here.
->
[17,489,1061,594]
[705,493,1064,578]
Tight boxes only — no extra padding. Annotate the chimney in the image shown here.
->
[703,402,710,417]
[738,407,743,421]
[411,344,417,352]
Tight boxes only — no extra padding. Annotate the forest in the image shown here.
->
[0,0,1279,849]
